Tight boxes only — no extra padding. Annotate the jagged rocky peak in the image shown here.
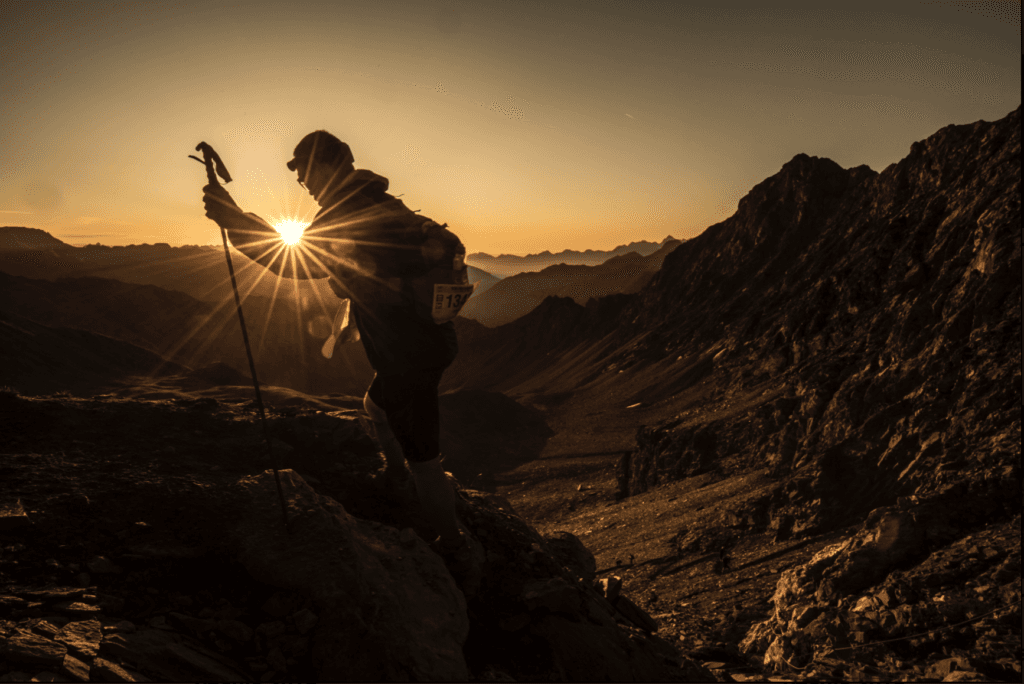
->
[629,106,1020,343]
[617,103,1020,526]
[736,152,873,214]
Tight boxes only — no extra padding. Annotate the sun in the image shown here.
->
[273,219,309,246]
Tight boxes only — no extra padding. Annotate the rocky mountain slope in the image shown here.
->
[467,237,675,278]
[451,105,1020,523]
[614,105,1020,528]
[460,239,682,327]
[443,105,1021,680]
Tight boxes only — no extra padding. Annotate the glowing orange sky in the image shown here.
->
[0,0,1019,255]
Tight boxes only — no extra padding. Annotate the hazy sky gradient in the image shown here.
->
[1,0,1019,254]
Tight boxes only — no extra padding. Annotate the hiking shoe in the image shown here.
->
[430,530,484,598]
[369,466,416,503]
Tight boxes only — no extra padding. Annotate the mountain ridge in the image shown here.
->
[0,226,76,250]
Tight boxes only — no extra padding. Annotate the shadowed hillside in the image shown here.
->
[0,308,184,395]
[0,271,374,398]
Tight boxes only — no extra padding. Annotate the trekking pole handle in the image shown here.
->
[189,142,233,186]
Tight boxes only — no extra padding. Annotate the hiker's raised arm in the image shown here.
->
[202,184,328,279]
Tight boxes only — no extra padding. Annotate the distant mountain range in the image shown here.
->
[0,225,669,330]
[0,227,501,304]
[467,237,675,278]
[460,239,682,327]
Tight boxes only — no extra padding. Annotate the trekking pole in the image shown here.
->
[191,141,290,534]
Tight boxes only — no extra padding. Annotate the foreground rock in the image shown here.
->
[102,626,249,681]
[451,486,711,681]
[230,469,470,682]
[0,390,713,681]
[223,468,712,681]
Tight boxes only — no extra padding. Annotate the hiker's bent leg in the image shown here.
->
[363,375,405,475]
[380,367,461,545]
[378,367,445,465]
[408,457,462,546]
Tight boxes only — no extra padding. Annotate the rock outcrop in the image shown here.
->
[230,470,471,681]
[740,504,1021,680]
[451,486,704,681]
[0,391,713,682]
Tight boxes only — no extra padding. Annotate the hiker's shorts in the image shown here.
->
[366,366,447,463]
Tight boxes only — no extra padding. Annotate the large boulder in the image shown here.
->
[451,487,711,682]
[229,469,470,682]
[543,530,597,583]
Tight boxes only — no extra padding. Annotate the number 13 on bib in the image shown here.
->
[432,282,477,323]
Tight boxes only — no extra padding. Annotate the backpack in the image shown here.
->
[325,218,476,324]
[406,220,477,324]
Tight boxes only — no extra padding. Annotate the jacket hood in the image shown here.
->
[318,169,390,211]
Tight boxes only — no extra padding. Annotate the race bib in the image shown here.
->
[431,283,477,323]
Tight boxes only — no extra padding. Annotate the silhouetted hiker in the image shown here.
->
[714,540,734,574]
[714,547,732,574]
[202,130,479,590]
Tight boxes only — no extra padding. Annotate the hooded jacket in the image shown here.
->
[224,169,458,376]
